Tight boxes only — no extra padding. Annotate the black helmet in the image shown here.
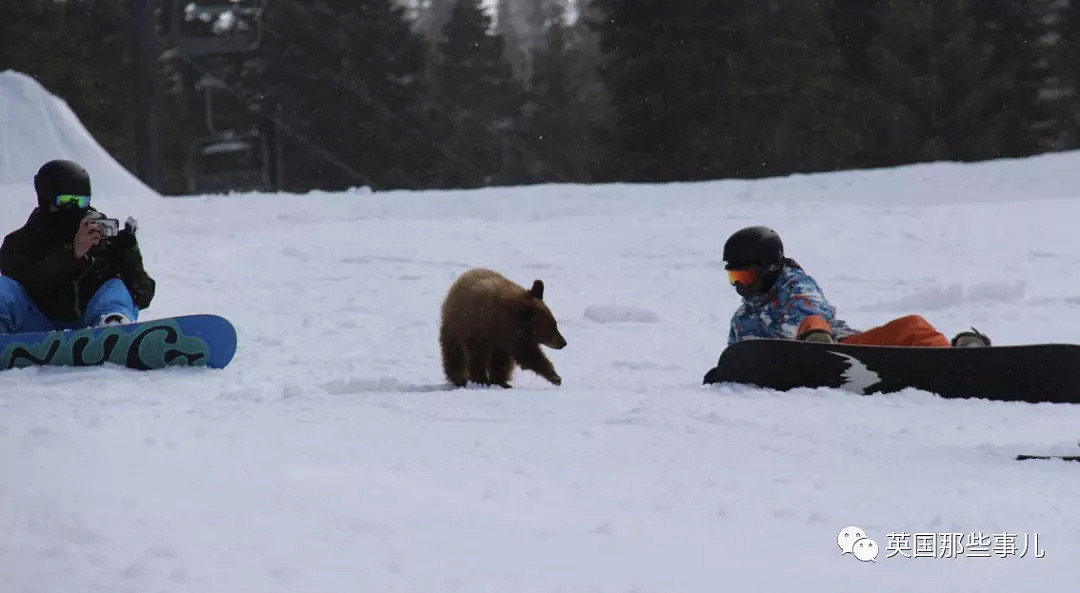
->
[723,226,784,269]
[34,159,91,209]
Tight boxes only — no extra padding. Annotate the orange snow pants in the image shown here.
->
[798,314,951,347]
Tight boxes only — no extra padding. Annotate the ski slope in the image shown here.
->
[4,73,1080,592]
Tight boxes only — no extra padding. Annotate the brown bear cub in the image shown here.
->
[439,268,567,388]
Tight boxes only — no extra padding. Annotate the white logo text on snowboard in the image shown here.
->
[828,351,883,394]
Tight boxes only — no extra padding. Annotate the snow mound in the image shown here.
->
[583,304,661,323]
[866,280,1027,313]
[0,70,158,207]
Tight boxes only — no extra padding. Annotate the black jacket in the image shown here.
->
[0,207,155,322]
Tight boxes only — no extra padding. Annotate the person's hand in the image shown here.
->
[73,214,101,259]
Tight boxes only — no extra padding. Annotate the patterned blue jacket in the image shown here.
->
[727,263,859,345]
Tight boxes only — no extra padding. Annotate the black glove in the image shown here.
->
[105,216,154,309]
[115,217,138,248]
[111,228,137,253]
[108,218,142,270]
[107,216,134,250]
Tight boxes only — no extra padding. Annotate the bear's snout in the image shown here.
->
[547,332,568,350]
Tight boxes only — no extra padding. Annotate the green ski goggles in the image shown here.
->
[55,194,90,208]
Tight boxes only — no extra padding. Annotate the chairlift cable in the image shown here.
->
[175,51,376,188]
[173,0,571,186]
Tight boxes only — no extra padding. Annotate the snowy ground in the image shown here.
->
[5,153,1080,592]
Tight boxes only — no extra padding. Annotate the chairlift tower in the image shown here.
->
[159,0,274,194]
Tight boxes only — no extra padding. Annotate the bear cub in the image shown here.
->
[439,268,567,388]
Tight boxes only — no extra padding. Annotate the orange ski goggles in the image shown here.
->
[726,267,758,286]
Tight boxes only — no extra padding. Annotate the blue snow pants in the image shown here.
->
[0,276,139,334]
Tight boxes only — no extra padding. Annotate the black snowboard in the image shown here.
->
[702,339,1080,404]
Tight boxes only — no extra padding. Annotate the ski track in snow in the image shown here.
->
[5,145,1080,588]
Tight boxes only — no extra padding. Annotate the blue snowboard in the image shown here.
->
[0,314,237,371]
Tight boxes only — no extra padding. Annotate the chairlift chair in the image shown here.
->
[161,0,266,57]
[185,130,272,194]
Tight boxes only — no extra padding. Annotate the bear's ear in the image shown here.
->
[529,279,545,300]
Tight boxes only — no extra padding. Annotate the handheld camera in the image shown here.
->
[96,217,120,238]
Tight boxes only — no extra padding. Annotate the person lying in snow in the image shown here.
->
[0,159,155,334]
[722,225,990,348]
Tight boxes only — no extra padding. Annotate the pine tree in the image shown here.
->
[863,0,1048,164]
[495,0,569,81]
[70,0,140,172]
[1007,0,1076,153]
[522,2,578,180]
[966,0,1050,158]
[334,0,441,188]
[495,0,528,78]
[592,0,857,181]
[244,0,435,191]
[430,0,526,187]
[0,0,139,177]
[412,0,457,43]
[1047,0,1080,149]
[728,0,860,176]
[822,0,890,168]
[0,1,80,96]
[592,0,746,181]
[572,0,617,181]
